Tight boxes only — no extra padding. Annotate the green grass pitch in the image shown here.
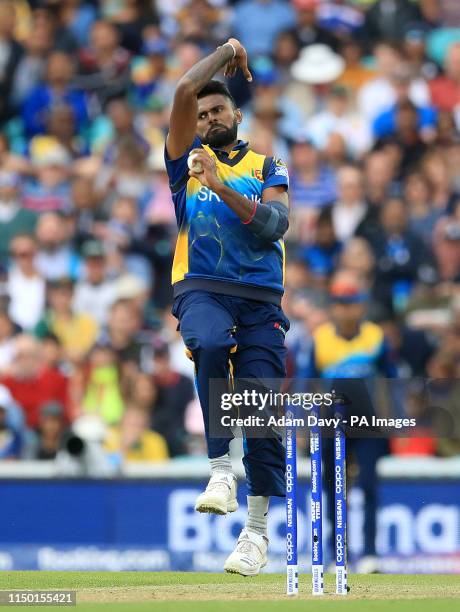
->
[0,572,459,611]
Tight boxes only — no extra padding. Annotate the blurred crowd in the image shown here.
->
[1,0,460,465]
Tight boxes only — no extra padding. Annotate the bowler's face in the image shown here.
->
[197,94,238,147]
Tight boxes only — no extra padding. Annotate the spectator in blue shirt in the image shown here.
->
[55,0,98,48]
[288,137,338,209]
[22,51,88,139]
[298,206,342,283]
[232,0,296,56]
[372,64,437,141]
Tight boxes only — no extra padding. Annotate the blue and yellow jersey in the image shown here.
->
[165,137,289,305]
[309,321,395,379]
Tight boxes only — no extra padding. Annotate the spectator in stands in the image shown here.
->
[7,234,45,331]
[390,381,436,456]
[174,0,230,49]
[35,277,98,362]
[273,30,301,80]
[41,332,66,373]
[289,43,345,118]
[22,137,72,213]
[432,199,460,281]
[150,340,194,457]
[436,110,459,147]
[421,148,457,211]
[372,64,437,142]
[335,39,376,93]
[316,0,364,41]
[101,0,159,54]
[363,149,398,209]
[323,131,349,168]
[363,0,421,49]
[104,405,168,463]
[298,206,342,285]
[81,343,124,425]
[10,12,53,108]
[73,240,117,326]
[332,165,369,242]
[97,136,152,212]
[35,212,80,281]
[383,100,431,178]
[46,104,89,159]
[0,134,29,175]
[0,307,17,375]
[429,43,460,119]
[289,136,337,210]
[308,84,371,158]
[0,1,23,124]
[426,350,460,457]
[246,97,289,160]
[30,401,68,460]
[98,299,145,368]
[293,0,339,50]
[402,23,434,82]
[1,334,69,428]
[76,20,131,108]
[232,0,296,56]
[32,5,79,54]
[404,172,442,246]
[22,51,88,138]
[371,198,433,313]
[103,196,153,285]
[358,41,430,122]
[246,56,304,144]
[0,383,23,460]
[130,36,172,111]
[339,237,376,286]
[167,39,203,83]
[404,268,452,335]
[377,312,434,377]
[55,0,98,48]
[71,177,102,245]
[0,172,37,267]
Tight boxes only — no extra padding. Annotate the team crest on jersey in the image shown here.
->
[274,158,289,180]
[251,168,264,181]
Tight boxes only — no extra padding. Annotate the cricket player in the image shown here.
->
[165,38,290,575]
[306,270,396,571]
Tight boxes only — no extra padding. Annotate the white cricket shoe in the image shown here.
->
[224,529,268,576]
[195,472,238,515]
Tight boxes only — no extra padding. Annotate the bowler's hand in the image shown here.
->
[223,38,252,82]
[188,148,220,189]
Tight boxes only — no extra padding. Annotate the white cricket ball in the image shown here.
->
[187,152,204,174]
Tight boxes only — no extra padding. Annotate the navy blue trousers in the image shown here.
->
[172,290,290,497]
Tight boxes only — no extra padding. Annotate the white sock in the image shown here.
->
[246,495,269,537]
[209,454,232,475]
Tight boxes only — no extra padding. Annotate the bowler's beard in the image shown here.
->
[202,120,238,148]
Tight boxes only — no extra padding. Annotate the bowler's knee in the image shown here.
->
[186,333,234,358]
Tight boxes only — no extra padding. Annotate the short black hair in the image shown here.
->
[197,80,236,108]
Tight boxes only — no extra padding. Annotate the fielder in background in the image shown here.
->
[305,269,397,573]
[165,37,290,575]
